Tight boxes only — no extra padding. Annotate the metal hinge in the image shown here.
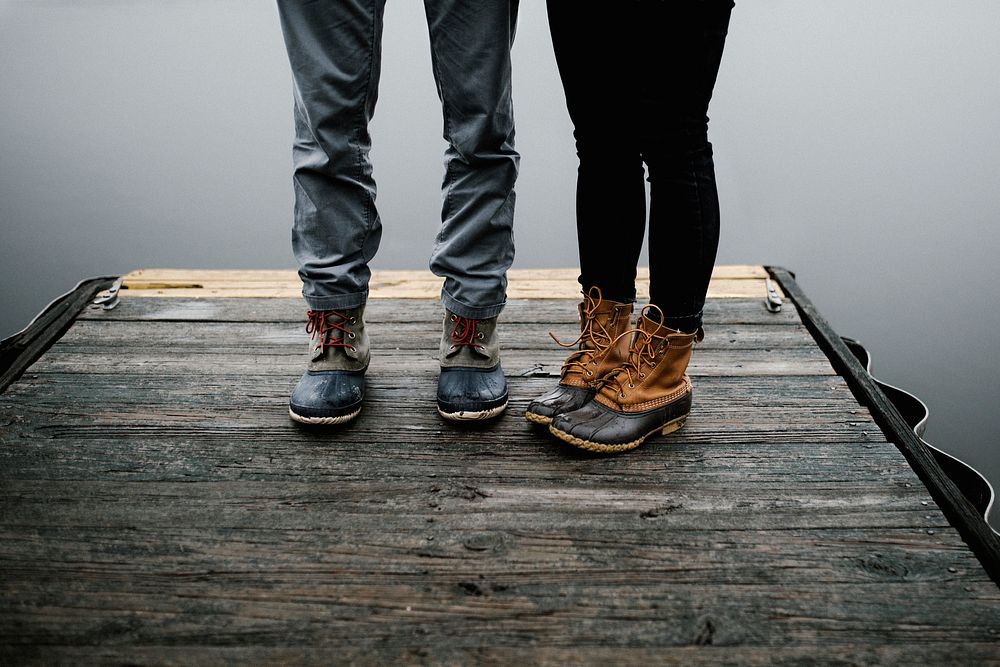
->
[764,277,783,313]
[92,277,124,310]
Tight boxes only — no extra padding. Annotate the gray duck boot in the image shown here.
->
[437,311,508,420]
[289,307,369,425]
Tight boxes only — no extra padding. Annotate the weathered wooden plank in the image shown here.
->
[0,520,991,591]
[0,413,887,454]
[0,373,887,480]
[0,477,950,531]
[5,645,999,666]
[1,372,864,408]
[55,320,819,351]
[78,297,800,325]
[0,369,884,449]
[25,347,836,378]
[0,557,996,647]
[0,442,914,490]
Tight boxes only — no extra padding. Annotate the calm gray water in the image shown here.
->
[2,1,999,528]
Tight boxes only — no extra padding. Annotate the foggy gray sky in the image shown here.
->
[2,0,1000,518]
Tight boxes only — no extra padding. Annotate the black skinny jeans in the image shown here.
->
[547,1,734,333]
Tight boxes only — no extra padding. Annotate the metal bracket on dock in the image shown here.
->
[92,277,124,310]
[764,277,783,312]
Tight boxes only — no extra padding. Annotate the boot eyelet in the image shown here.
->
[639,373,646,379]
[450,315,457,322]
[349,332,356,339]
[349,346,357,352]
[619,392,626,398]
[628,383,634,388]
[350,317,356,324]
[477,332,484,339]
[587,371,593,376]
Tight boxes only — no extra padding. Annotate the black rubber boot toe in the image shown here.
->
[525,385,594,425]
[289,370,366,425]
[437,363,508,420]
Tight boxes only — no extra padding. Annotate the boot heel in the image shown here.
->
[661,417,686,435]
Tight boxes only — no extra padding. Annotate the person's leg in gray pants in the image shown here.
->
[278,0,519,424]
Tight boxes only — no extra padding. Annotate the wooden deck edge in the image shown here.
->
[842,335,997,531]
[766,265,1000,587]
[0,276,118,394]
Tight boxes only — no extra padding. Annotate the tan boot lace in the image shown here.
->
[549,287,623,381]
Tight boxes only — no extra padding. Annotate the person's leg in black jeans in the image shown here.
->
[641,1,733,333]
[545,3,645,306]
[546,1,734,332]
[539,1,734,452]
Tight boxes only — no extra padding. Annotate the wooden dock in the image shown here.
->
[2,266,999,664]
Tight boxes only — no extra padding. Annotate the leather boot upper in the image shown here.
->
[558,289,633,389]
[594,309,703,414]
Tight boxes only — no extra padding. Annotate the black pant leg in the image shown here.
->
[640,1,734,332]
[546,1,646,305]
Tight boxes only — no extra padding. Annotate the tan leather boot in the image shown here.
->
[525,288,633,425]
[548,305,704,453]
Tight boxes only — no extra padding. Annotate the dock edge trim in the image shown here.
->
[842,335,997,537]
[0,276,119,394]
[766,265,1000,587]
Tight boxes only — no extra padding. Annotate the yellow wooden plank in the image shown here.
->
[112,267,783,300]
[120,264,769,286]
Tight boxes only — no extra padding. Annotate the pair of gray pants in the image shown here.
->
[277,0,520,319]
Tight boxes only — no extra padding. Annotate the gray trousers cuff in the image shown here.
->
[302,289,368,312]
[441,288,505,320]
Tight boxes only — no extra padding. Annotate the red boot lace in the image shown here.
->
[305,310,357,352]
[450,314,485,350]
